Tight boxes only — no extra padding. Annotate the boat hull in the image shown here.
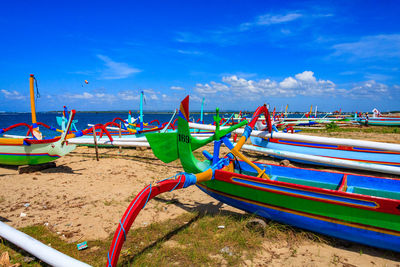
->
[357,118,400,126]
[197,162,400,252]
[250,136,400,167]
[0,140,76,165]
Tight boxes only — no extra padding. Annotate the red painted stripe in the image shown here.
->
[215,170,400,214]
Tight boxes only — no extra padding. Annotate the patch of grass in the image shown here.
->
[325,122,339,131]
[0,212,349,266]
[300,126,400,134]
[120,212,265,266]
[103,200,112,206]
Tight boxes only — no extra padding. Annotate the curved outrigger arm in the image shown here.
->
[107,97,270,266]
[220,104,270,179]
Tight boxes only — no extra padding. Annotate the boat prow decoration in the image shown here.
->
[146,95,248,173]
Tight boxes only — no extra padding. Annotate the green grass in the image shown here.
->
[299,126,400,134]
[325,122,339,131]
[1,210,346,266]
[118,212,266,266]
[1,212,319,266]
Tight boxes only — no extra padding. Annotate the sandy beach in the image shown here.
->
[1,132,400,266]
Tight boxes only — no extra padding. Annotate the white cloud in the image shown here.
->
[364,73,392,81]
[177,50,203,55]
[240,12,302,31]
[195,71,336,100]
[257,13,302,25]
[1,89,26,100]
[117,90,140,101]
[345,80,389,98]
[170,86,185,91]
[67,91,117,103]
[332,34,400,60]
[279,77,298,89]
[141,89,161,101]
[97,54,141,80]
[70,92,93,99]
[295,71,317,82]
[177,10,331,45]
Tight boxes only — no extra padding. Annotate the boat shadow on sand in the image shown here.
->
[0,163,83,175]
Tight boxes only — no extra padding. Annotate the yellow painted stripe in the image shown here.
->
[0,138,24,145]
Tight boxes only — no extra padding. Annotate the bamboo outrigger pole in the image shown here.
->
[139,90,144,131]
[29,74,37,124]
[29,74,42,140]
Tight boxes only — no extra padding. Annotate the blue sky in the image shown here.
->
[0,0,399,112]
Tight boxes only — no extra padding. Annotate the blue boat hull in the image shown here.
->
[197,184,400,252]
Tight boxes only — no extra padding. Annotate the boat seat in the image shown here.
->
[346,186,400,200]
[275,176,338,190]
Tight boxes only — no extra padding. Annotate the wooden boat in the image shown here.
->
[107,96,400,266]
[246,107,400,173]
[60,95,214,147]
[250,134,400,169]
[0,135,76,166]
[0,110,78,166]
[187,120,400,175]
[0,75,79,166]
[356,117,400,126]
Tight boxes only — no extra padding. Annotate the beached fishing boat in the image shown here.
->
[244,107,400,173]
[354,109,400,126]
[187,121,400,175]
[356,116,400,126]
[106,96,400,266]
[0,133,77,166]
[62,95,216,147]
[0,75,79,166]
[249,134,400,169]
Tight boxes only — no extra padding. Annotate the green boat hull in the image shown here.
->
[0,140,76,166]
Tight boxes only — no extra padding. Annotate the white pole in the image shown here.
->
[241,144,400,175]
[0,222,90,267]
[188,122,400,152]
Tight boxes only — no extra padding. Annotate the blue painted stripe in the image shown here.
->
[178,110,187,121]
[197,184,400,252]
[353,147,386,152]
[231,177,377,207]
[252,138,400,167]
[277,139,338,148]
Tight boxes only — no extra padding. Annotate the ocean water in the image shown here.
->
[0,112,219,137]
[0,111,330,138]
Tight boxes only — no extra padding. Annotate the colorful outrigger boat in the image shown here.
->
[249,134,400,169]
[187,121,400,175]
[106,96,400,266]
[243,107,400,174]
[0,75,79,166]
[0,130,77,166]
[356,117,400,126]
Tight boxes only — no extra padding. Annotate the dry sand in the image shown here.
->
[1,132,400,266]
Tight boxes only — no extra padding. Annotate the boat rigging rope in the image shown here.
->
[34,76,40,99]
